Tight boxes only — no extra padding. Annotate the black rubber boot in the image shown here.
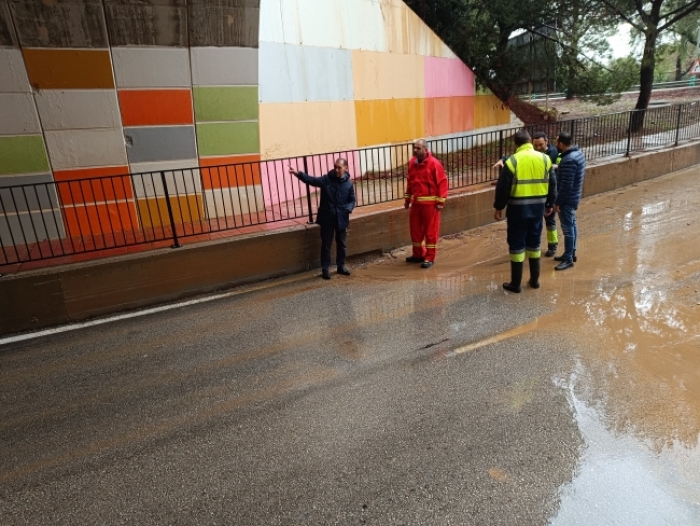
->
[503,261,523,293]
[545,244,557,257]
[528,258,541,288]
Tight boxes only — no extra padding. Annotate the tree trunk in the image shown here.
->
[631,31,658,132]
[675,54,682,81]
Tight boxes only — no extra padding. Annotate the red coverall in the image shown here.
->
[404,151,448,262]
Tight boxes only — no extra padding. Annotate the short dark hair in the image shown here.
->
[532,131,547,141]
[335,157,348,167]
[557,132,573,146]
[514,130,531,146]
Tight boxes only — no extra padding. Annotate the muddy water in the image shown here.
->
[356,166,700,520]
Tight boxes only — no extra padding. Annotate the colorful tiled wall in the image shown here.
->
[0,0,513,246]
[258,0,511,164]
[0,0,61,245]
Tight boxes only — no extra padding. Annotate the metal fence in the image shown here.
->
[2,101,700,265]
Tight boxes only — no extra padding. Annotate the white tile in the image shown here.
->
[129,160,201,198]
[35,90,123,131]
[191,47,258,86]
[0,93,41,135]
[44,128,128,170]
[259,43,353,103]
[204,185,264,219]
[112,47,192,88]
[0,49,31,92]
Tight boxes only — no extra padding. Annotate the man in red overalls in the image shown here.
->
[404,139,448,268]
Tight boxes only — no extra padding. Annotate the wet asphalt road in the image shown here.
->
[2,167,700,525]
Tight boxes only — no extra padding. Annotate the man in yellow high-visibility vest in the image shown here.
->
[493,130,556,293]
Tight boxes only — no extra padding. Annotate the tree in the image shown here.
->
[600,0,700,128]
[405,0,633,123]
[552,0,617,98]
[405,0,554,112]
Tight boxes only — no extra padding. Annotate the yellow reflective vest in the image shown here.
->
[504,143,552,209]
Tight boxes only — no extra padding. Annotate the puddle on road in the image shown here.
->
[550,365,700,526]
[355,166,700,518]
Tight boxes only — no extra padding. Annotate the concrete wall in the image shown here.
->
[3,142,700,336]
[1,0,513,251]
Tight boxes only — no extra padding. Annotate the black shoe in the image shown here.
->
[406,256,425,263]
[337,266,351,276]
[545,244,557,257]
[554,260,574,271]
[421,260,434,268]
[554,254,577,262]
[321,269,331,280]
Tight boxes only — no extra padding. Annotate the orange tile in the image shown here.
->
[55,166,133,204]
[23,49,115,90]
[200,155,262,188]
[136,195,204,229]
[474,95,511,128]
[62,201,139,238]
[119,89,194,126]
[425,97,475,137]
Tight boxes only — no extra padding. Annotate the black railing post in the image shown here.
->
[626,111,633,157]
[498,129,504,160]
[674,104,683,146]
[160,171,181,248]
[303,156,313,224]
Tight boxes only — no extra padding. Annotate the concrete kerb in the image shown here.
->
[2,141,700,336]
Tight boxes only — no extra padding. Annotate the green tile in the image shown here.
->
[194,86,259,122]
[196,122,260,156]
[0,136,51,176]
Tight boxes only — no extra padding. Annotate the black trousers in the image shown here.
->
[320,223,347,271]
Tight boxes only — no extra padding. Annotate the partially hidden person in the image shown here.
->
[532,131,560,257]
[289,158,355,280]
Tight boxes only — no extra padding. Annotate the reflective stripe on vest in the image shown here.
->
[504,144,550,206]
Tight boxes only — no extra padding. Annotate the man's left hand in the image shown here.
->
[436,204,443,211]
[494,209,503,221]
[545,207,553,217]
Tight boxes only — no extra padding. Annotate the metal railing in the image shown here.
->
[2,101,700,265]
[522,79,700,101]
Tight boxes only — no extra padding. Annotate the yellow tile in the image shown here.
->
[355,98,425,147]
[474,95,511,128]
[259,101,358,159]
[352,50,424,100]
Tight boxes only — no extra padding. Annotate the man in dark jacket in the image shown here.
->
[289,158,356,280]
[494,130,555,292]
[552,132,586,270]
[532,132,559,257]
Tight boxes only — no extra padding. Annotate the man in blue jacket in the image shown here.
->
[289,158,356,280]
[552,132,585,270]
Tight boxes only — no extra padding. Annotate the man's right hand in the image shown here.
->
[287,165,297,176]
[493,159,504,169]
[404,201,410,209]
[494,209,503,221]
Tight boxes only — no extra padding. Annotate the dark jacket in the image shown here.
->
[294,170,355,230]
[544,143,559,164]
[555,146,585,208]
[545,143,558,208]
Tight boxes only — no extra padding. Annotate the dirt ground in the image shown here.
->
[538,87,700,120]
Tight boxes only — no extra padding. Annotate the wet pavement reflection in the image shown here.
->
[2,166,700,524]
